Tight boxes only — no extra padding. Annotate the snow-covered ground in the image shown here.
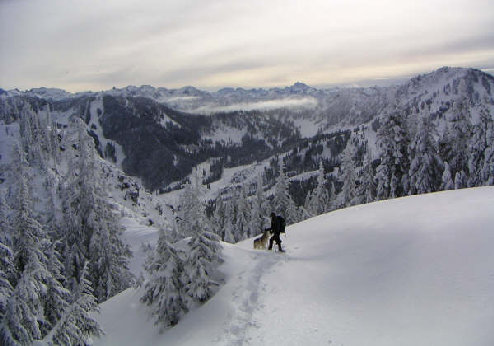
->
[95,187,494,346]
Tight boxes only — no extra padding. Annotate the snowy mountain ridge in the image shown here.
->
[2,66,493,194]
[3,67,490,113]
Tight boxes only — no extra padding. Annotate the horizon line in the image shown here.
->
[2,66,493,94]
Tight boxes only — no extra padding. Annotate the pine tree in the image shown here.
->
[482,119,494,185]
[46,104,60,167]
[62,119,132,302]
[250,173,267,236]
[235,185,251,240]
[454,171,467,190]
[0,238,14,345]
[18,106,46,171]
[0,197,13,295]
[467,124,485,187]
[306,161,330,215]
[41,103,60,168]
[441,162,454,190]
[213,197,226,241]
[86,163,132,301]
[481,107,494,185]
[40,240,71,337]
[272,159,299,224]
[2,162,52,344]
[328,181,337,211]
[5,150,49,343]
[337,141,358,207]
[469,106,493,186]
[184,230,222,303]
[0,238,14,311]
[177,172,205,239]
[376,113,411,199]
[2,268,42,344]
[1,133,101,345]
[88,211,133,302]
[409,115,443,194]
[223,200,236,243]
[47,262,102,345]
[303,191,313,217]
[141,230,188,330]
[61,124,93,293]
[359,148,376,203]
[18,106,34,163]
[440,112,471,189]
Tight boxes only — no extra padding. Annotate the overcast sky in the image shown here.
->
[1,0,493,92]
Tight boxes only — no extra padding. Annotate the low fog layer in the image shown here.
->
[193,97,318,114]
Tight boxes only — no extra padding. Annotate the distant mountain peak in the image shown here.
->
[284,82,317,94]
[292,82,310,89]
[3,66,491,103]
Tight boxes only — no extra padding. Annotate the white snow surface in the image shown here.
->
[95,187,494,346]
[120,216,159,277]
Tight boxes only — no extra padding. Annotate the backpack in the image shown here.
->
[277,216,286,233]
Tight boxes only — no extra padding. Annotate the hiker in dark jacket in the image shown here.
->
[265,212,284,252]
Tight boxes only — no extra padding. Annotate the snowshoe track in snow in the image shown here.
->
[220,250,280,345]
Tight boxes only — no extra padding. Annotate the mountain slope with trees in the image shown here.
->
[1,66,494,343]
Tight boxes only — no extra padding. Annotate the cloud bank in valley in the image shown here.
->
[193,97,318,114]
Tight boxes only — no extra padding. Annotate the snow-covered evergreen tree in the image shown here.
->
[213,197,226,241]
[223,200,236,243]
[46,262,102,345]
[468,107,493,186]
[40,240,71,337]
[184,230,222,303]
[1,123,103,345]
[303,192,313,217]
[0,236,14,313]
[376,113,411,199]
[88,206,133,302]
[61,123,94,293]
[250,173,267,235]
[359,148,376,203]
[409,115,443,194]
[141,229,188,330]
[235,185,251,240]
[18,106,34,164]
[62,119,132,302]
[272,159,299,224]
[2,155,52,344]
[337,141,358,207]
[440,112,471,189]
[18,106,47,172]
[480,107,494,185]
[454,171,467,190]
[305,161,330,215]
[2,268,43,344]
[177,171,206,238]
[0,237,14,344]
[441,162,455,190]
[482,119,494,185]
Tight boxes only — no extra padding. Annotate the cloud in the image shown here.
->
[1,0,494,91]
[192,97,318,114]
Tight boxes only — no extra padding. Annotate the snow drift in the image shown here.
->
[95,187,494,346]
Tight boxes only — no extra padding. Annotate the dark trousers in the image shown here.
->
[268,233,282,250]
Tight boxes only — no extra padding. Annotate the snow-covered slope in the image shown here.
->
[94,187,494,346]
